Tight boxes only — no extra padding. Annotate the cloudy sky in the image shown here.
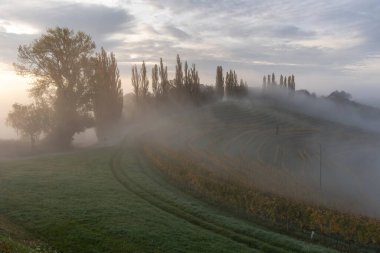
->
[0,0,380,137]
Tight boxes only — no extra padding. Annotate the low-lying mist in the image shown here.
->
[107,89,380,219]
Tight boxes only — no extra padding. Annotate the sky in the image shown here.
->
[0,0,380,138]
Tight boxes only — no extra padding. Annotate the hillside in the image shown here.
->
[1,91,380,252]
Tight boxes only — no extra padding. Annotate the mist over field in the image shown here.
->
[108,89,380,220]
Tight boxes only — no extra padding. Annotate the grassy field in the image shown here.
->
[0,143,338,252]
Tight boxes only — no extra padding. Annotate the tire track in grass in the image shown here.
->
[135,152,337,253]
[110,144,336,253]
[109,147,265,253]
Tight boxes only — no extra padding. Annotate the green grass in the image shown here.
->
[0,145,337,253]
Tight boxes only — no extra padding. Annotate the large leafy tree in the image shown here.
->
[14,27,96,147]
[93,47,123,142]
[6,103,50,149]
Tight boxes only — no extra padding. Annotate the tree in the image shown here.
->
[152,64,159,97]
[139,61,149,99]
[14,27,96,148]
[225,71,232,96]
[238,79,248,95]
[216,66,224,98]
[188,64,200,100]
[291,75,295,91]
[184,61,189,94]
[6,103,49,149]
[263,75,267,89]
[131,64,140,103]
[93,47,123,142]
[174,54,183,91]
[159,58,169,97]
[225,70,247,97]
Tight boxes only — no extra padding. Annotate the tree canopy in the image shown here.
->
[6,103,50,149]
[14,27,96,147]
[93,47,123,142]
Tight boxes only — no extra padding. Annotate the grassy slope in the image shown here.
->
[0,145,336,253]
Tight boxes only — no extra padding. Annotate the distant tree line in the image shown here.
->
[131,55,248,105]
[262,73,295,91]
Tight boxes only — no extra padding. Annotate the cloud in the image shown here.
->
[273,25,315,38]
[0,2,134,48]
[164,25,190,40]
[0,0,380,100]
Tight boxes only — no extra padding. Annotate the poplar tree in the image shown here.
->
[174,54,183,91]
[139,61,149,99]
[216,66,224,98]
[131,65,140,103]
[159,58,169,97]
[151,64,159,97]
[93,47,123,141]
[263,75,267,89]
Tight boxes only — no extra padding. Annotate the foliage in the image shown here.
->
[151,64,159,97]
[131,64,140,103]
[186,63,200,100]
[225,70,248,97]
[131,61,150,106]
[263,73,295,91]
[14,27,96,148]
[6,103,50,149]
[132,55,249,106]
[92,47,123,142]
[216,66,224,98]
[159,58,170,97]
[174,54,183,91]
[139,61,149,100]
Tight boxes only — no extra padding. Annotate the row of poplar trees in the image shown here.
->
[262,73,296,91]
[215,66,248,98]
[7,27,123,148]
[131,55,201,104]
[132,55,248,104]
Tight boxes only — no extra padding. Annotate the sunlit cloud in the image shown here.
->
[0,19,40,35]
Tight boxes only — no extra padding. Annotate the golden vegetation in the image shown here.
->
[144,144,380,246]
